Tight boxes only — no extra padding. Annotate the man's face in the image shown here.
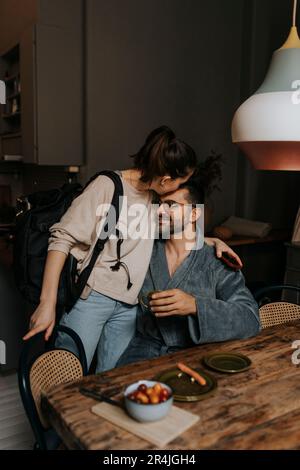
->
[156,188,193,238]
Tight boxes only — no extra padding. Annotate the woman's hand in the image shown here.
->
[23,300,56,341]
[22,250,67,341]
[149,289,197,317]
[204,237,243,268]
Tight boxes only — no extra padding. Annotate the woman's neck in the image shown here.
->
[121,168,150,192]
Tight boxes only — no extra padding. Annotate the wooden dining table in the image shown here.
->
[41,321,300,450]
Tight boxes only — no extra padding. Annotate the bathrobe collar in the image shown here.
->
[149,224,205,291]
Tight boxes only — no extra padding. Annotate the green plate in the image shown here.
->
[202,352,252,374]
[154,368,217,402]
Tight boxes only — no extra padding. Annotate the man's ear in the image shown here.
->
[191,206,202,223]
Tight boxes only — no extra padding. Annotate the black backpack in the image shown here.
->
[13,170,123,313]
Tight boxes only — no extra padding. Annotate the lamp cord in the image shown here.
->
[293,0,298,26]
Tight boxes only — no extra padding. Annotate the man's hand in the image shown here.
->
[149,289,197,318]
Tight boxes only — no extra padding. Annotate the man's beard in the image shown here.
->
[157,215,186,239]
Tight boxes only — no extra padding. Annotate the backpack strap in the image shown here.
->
[72,170,124,301]
[110,228,133,290]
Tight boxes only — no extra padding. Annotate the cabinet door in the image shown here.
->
[20,25,37,163]
[35,23,83,165]
[0,243,28,372]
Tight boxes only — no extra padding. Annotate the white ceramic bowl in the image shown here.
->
[124,380,173,422]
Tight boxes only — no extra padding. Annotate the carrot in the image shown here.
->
[177,362,207,386]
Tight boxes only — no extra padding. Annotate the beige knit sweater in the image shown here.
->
[48,171,155,304]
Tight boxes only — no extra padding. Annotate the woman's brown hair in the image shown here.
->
[130,125,198,182]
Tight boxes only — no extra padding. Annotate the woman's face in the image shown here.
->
[150,169,194,195]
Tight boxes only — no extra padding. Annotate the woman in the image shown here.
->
[23,125,241,372]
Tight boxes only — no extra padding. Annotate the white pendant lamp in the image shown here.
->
[232,0,300,170]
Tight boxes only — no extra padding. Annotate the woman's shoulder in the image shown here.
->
[83,172,118,197]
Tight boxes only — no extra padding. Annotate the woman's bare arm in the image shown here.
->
[23,250,67,341]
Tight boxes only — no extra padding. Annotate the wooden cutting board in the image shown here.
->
[91,402,199,448]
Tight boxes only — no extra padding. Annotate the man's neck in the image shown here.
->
[165,225,197,257]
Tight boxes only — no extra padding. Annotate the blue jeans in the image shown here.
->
[56,290,138,373]
[116,333,182,367]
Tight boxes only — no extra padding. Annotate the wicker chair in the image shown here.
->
[18,325,88,450]
[254,284,300,329]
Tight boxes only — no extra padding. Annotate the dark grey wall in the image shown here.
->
[84,0,244,229]
[1,0,298,229]
[84,0,299,231]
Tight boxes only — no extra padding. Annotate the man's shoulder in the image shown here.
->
[195,242,226,270]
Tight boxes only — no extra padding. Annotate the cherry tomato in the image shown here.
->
[149,394,160,404]
[160,389,170,400]
[154,383,162,394]
[136,392,149,404]
[145,387,155,396]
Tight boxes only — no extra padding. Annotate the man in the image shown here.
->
[116,176,260,366]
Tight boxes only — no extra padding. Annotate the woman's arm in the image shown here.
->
[204,237,243,268]
[23,175,115,341]
[23,250,67,341]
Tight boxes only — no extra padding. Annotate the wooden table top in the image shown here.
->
[42,321,300,450]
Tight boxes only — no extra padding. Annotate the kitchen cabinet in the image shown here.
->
[1,0,83,166]
[0,233,28,372]
[21,21,83,165]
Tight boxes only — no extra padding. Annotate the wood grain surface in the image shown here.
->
[41,321,300,450]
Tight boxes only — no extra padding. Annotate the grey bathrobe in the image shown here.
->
[116,240,260,366]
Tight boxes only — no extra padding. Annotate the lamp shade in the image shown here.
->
[231,27,300,170]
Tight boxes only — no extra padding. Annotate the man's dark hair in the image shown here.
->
[130,125,198,182]
[179,173,205,205]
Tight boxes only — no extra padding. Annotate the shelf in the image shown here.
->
[2,112,21,119]
[2,44,19,62]
[6,92,20,100]
[0,132,21,139]
[0,160,23,174]
[3,73,20,83]
[1,42,22,157]
[226,229,291,247]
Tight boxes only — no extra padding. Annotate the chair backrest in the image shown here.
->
[254,284,300,305]
[259,301,300,329]
[29,349,83,428]
[18,324,87,449]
